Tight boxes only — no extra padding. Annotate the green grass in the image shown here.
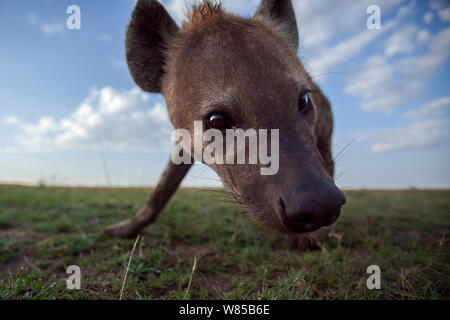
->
[0,185,448,300]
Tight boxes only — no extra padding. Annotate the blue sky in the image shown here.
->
[0,0,449,188]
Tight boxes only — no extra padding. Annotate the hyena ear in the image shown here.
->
[126,0,179,93]
[254,0,299,52]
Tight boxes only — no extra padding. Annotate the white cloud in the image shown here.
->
[4,116,19,124]
[162,0,259,23]
[162,0,406,77]
[112,58,127,69]
[5,87,173,152]
[26,13,64,35]
[400,27,450,72]
[100,34,112,42]
[295,0,403,49]
[345,55,418,113]
[288,0,445,136]
[404,96,450,119]
[221,0,260,16]
[26,13,38,26]
[148,102,169,123]
[346,27,450,113]
[423,11,434,24]
[165,0,192,23]
[308,23,393,75]
[41,22,64,35]
[294,0,405,73]
[396,0,417,19]
[369,119,450,153]
[366,95,450,153]
[430,0,450,22]
[438,8,450,22]
[417,29,431,43]
[385,24,426,57]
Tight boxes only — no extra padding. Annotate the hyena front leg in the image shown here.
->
[104,160,192,238]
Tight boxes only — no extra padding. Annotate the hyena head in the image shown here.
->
[126,0,346,234]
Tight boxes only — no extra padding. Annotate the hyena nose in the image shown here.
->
[279,180,346,233]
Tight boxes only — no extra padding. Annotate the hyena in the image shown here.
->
[105,0,346,250]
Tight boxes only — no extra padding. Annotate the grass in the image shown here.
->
[0,185,448,300]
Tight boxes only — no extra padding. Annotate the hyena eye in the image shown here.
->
[207,113,227,130]
[298,93,310,114]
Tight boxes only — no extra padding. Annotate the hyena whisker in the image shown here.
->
[310,71,352,81]
[335,163,359,183]
[187,175,224,183]
[333,140,357,163]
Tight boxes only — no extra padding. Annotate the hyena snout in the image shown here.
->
[279,177,346,234]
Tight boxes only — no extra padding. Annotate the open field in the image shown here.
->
[0,185,448,300]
